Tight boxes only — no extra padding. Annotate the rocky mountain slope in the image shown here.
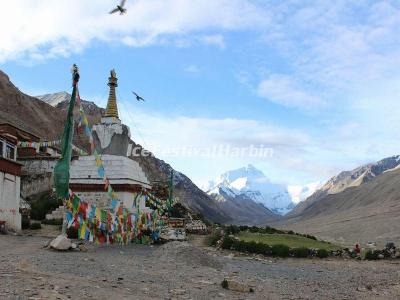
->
[274,166,400,246]
[0,71,65,140]
[288,155,400,217]
[204,165,294,215]
[270,155,400,245]
[207,184,280,225]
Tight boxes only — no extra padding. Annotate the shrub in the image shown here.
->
[232,240,248,252]
[287,230,295,235]
[271,244,290,257]
[265,226,285,234]
[265,226,277,234]
[41,219,63,226]
[316,249,329,258]
[29,222,42,230]
[22,217,30,229]
[225,225,240,235]
[221,279,228,289]
[292,247,309,258]
[208,229,223,246]
[30,193,63,220]
[254,242,270,255]
[306,234,317,240]
[246,241,259,253]
[249,226,260,233]
[239,225,249,231]
[364,250,378,260]
[221,236,235,249]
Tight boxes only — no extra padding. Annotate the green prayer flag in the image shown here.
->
[54,82,77,199]
[101,210,107,223]
[72,195,80,214]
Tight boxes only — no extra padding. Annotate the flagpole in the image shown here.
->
[56,64,80,235]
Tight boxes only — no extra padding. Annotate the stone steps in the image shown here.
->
[45,205,65,220]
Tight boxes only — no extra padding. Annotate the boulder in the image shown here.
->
[78,244,88,252]
[49,234,72,251]
[221,279,254,293]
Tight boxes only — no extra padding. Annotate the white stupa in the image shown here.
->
[69,69,151,212]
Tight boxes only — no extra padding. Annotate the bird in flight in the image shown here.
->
[132,91,145,101]
[110,0,127,15]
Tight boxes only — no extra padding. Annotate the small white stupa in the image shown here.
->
[69,69,151,212]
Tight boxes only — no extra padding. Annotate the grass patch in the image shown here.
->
[237,232,339,250]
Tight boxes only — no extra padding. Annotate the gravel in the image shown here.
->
[1,235,400,299]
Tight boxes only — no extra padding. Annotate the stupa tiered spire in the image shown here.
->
[104,69,119,119]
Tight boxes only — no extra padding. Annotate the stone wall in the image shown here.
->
[19,158,57,199]
[75,190,148,212]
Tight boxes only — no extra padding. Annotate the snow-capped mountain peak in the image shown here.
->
[205,165,294,215]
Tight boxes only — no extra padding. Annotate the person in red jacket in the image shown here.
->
[354,244,361,255]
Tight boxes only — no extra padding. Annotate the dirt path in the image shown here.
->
[1,234,400,299]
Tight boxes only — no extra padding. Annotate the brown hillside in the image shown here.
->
[272,168,400,246]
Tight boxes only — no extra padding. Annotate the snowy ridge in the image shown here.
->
[36,91,70,107]
[206,165,296,215]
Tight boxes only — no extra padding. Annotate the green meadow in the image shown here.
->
[237,232,340,250]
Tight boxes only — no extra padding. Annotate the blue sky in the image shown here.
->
[2,1,400,188]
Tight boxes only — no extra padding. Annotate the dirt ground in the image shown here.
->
[1,233,400,299]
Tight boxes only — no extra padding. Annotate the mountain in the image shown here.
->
[0,70,231,224]
[36,91,70,107]
[205,165,294,215]
[208,184,281,225]
[273,155,400,246]
[274,166,400,246]
[0,71,65,140]
[288,155,400,217]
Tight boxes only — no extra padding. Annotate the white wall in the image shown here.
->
[0,171,22,231]
[75,190,149,213]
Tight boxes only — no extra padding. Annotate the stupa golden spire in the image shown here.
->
[104,69,119,119]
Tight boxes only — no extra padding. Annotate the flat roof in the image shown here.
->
[0,122,41,140]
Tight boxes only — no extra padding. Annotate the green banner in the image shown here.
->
[54,84,77,199]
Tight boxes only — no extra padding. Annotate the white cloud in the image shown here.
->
[119,108,309,153]
[183,65,200,73]
[287,181,323,204]
[0,0,268,62]
[199,34,226,49]
[257,75,326,110]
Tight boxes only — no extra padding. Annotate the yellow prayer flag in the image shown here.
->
[80,223,86,239]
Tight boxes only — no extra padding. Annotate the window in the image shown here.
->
[6,144,15,160]
[0,140,3,158]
